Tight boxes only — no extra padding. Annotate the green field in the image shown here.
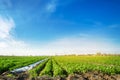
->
[28,55,120,78]
[53,56,120,74]
[0,55,120,79]
[0,56,46,74]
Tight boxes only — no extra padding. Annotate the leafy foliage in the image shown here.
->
[0,56,46,74]
[54,56,120,75]
[29,59,48,78]
[39,59,53,76]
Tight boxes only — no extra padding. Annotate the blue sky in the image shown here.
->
[0,0,120,55]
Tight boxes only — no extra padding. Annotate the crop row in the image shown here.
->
[2,55,119,77]
[29,58,67,78]
[54,56,120,75]
[0,56,46,74]
[28,56,120,78]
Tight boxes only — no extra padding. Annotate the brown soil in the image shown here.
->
[0,71,120,80]
[0,71,29,80]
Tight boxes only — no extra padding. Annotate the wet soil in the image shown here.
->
[0,71,29,80]
[0,71,120,80]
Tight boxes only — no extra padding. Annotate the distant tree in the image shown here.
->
[96,52,102,56]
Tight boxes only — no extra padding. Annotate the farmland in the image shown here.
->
[0,56,46,74]
[0,55,120,80]
[54,56,120,74]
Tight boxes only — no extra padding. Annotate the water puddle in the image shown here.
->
[11,58,48,73]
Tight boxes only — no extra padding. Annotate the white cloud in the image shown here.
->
[0,16,26,50]
[40,35,120,55]
[0,16,14,39]
[45,0,57,13]
[0,15,119,56]
[109,24,120,28]
[0,42,8,48]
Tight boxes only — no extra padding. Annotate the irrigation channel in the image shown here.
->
[11,58,48,73]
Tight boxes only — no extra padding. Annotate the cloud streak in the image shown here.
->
[0,16,14,39]
[40,35,120,55]
[45,0,58,13]
[0,16,26,50]
[109,24,120,29]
